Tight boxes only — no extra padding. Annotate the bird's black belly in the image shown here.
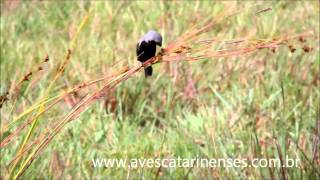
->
[136,41,157,63]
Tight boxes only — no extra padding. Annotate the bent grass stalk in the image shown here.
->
[1,68,125,148]
[7,10,91,180]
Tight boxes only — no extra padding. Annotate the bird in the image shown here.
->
[136,30,162,77]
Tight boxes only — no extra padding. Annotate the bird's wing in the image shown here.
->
[136,41,145,58]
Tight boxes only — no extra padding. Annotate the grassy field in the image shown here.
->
[0,1,319,179]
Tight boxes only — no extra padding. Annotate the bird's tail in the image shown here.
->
[144,66,153,77]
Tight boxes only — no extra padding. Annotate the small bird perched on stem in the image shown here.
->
[136,30,162,77]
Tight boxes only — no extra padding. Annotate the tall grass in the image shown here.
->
[1,1,319,179]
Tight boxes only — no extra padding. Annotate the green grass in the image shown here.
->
[0,1,319,179]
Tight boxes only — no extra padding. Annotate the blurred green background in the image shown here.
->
[0,1,319,179]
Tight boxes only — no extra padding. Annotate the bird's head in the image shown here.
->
[144,30,162,46]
